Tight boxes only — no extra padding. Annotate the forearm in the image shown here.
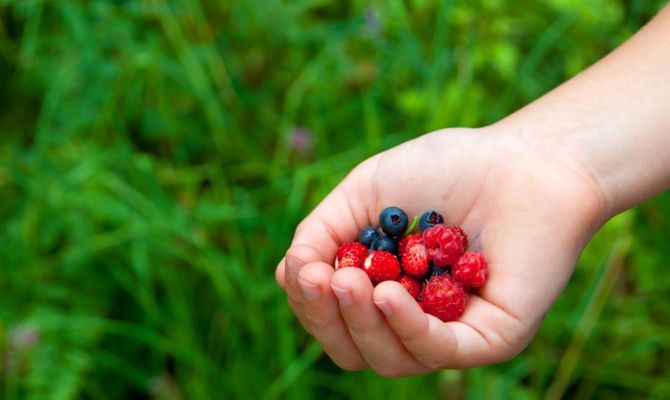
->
[496,4,670,218]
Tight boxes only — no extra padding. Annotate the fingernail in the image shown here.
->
[374,300,393,317]
[286,257,302,278]
[331,285,352,306]
[298,279,321,301]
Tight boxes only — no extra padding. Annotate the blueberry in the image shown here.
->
[371,236,398,254]
[379,206,408,238]
[358,226,380,248]
[427,262,450,277]
[419,210,444,232]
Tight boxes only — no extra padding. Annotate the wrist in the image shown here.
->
[487,117,612,227]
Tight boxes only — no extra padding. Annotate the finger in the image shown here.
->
[297,262,368,370]
[275,257,286,288]
[283,243,326,304]
[330,267,430,377]
[286,293,313,335]
[289,158,381,261]
[373,283,526,368]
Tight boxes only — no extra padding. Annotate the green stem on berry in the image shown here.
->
[404,215,418,236]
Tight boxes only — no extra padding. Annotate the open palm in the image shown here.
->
[276,127,607,376]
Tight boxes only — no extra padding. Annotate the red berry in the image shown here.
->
[397,274,422,299]
[334,242,368,270]
[398,233,421,256]
[363,250,401,285]
[421,275,467,322]
[422,224,445,248]
[400,239,429,277]
[453,252,488,287]
[452,227,469,250]
[423,224,465,267]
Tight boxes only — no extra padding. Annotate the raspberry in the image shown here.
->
[452,227,469,250]
[334,242,368,270]
[398,233,421,256]
[400,238,429,277]
[397,274,422,299]
[422,223,445,248]
[420,274,467,322]
[363,250,401,285]
[423,224,466,267]
[453,252,488,287]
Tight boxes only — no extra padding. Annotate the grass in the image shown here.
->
[1,0,669,399]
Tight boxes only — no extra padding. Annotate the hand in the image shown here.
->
[275,126,607,376]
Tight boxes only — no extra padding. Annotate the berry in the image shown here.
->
[422,224,466,267]
[400,238,429,277]
[427,262,450,277]
[358,226,381,248]
[398,233,421,256]
[398,275,422,299]
[453,226,469,250]
[379,206,409,238]
[371,235,398,254]
[334,242,368,270]
[363,250,401,285]
[420,275,467,322]
[419,210,444,232]
[453,252,488,287]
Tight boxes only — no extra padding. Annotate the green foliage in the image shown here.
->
[1,0,668,399]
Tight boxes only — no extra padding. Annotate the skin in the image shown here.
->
[275,5,670,376]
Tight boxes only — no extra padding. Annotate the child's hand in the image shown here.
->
[275,127,606,376]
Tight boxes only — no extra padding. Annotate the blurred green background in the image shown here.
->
[1,0,669,399]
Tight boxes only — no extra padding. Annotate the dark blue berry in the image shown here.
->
[358,226,380,248]
[379,206,408,238]
[427,262,450,277]
[419,210,444,232]
[371,236,398,254]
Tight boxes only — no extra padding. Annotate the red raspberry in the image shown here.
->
[423,224,465,267]
[422,224,445,248]
[334,242,368,270]
[420,274,467,322]
[453,252,488,287]
[363,250,401,285]
[398,233,421,256]
[397,274,422,299]
[452,227,469,250]
[400,238,429,277]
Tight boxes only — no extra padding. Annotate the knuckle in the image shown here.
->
[303,312,330,332]
[293,220,310,242]
[375,365,405,378]
[416,353,446,370]
[331,356,368,372]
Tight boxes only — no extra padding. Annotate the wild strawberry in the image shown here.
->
[397,274,422,299]
[398,233,421,256]
[363,250,401,285]
[400,239,429,277]
[453,252,488,287]
[421,274,467,322]
[334,242,368,270]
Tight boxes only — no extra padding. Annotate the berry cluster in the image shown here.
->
[334,207,488,322]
